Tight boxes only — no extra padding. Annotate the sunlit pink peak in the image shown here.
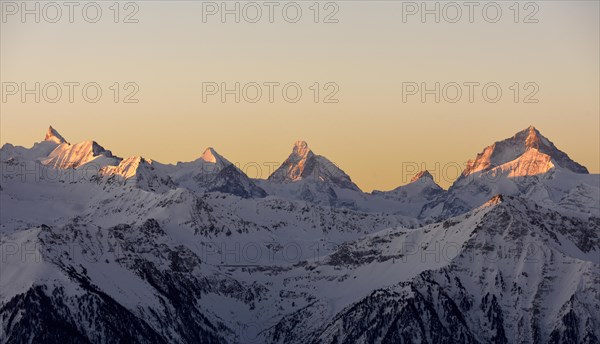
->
[44,125,68,144]
[41,140,115,169]
[483,194,504,207]
[200,147,228,166]
[522,125,542,146]
[410,170,434,183]
[201,147,220,163]
[292,140,311,158]
[462,125,588,176]
[100,156,148,179]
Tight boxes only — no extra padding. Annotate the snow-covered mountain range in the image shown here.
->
[1,126,598,343]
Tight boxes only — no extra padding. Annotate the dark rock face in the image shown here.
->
[1,285,167,344]
[308,284,479,344]
[207,164,267,199]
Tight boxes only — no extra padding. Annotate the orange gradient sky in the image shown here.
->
[1,1,598,191]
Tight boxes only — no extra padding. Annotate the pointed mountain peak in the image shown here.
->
[268,140,360,191]
[513,125,544,148]
[44,125,68,144]
[200,147,230,167]
[410,170,434,183]
[292,140,311,159]
[525,126,540,146]
[462,126,588,177]
[269,140,315,182]
[201,147,219,163]
[525,125,537,132]
[84,140,113,157]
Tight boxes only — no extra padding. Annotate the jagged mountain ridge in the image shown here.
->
[0,127,266,199]
[2,125,593,214]
[1,125,598,344]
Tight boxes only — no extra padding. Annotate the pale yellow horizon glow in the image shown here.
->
[1,1,598,191]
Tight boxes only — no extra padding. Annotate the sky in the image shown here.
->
[1,0,598,191]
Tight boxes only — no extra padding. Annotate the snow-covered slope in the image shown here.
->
[98,156,176,192]
[164,147,267,199]
[461,126,588,176]
[267,196,600,343]
[41,129,120,171]
[421,127,598,220]
[0,126,66,164]
[268,141,360,191]
[1,125,598,344]
[372,170,446,218]
[42,140,119,169]
[3,193,596,344]
[260,141,364,207]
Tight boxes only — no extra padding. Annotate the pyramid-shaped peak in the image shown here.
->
[514,125,544,147]
[87,141,111,156]
[461,125,588,177]
[410,170,434,183]
[201,147,219,163]
[294,140,308,148]
[526,127,541,145]
[44,125,68,144]
[523,125,538,135]
[525,125,537,131]
[200,147,230,167]
[268,140,360,191]
[292,140,311,158]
